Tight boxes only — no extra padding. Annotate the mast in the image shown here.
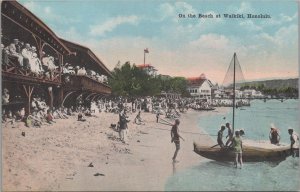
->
[232,52,236,133]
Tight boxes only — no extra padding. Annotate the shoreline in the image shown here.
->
[2,108,228,191]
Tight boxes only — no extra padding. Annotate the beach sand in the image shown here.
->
[2,109,227,191]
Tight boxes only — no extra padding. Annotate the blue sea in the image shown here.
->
[166,99,300,191]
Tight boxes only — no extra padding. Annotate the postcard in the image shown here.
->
[1,0,299,191]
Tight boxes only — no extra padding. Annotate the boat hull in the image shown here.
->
[193,142,291,162]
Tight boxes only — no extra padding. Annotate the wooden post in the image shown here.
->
[58,88,64,107]
[48,86,53,109]
[23,85,34,116]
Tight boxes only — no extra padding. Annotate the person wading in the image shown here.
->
[171,119,184,163]
[232,130,243,168]
[269,126,280,145]
[225,122,233,146]
[217,125,226,148]
[288,128,299,157]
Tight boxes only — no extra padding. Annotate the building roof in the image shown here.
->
[187,78,207,87]
[2,1,71,55]
[60,38,112,77]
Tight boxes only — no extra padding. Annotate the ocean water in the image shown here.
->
[165,99,300,191]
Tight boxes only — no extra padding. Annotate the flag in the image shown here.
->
[144,48,149,53]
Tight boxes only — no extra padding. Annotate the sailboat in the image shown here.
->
[193,53,291,162]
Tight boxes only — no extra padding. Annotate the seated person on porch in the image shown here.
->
[2,88,10,104]
[42,54,57,72]
[29,47,43,75]
[21,43,32,70]
[77,67,87,76]
[2,43,9,66]
[4,39,24,67]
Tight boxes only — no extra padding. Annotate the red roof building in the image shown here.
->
[186,73,213,100]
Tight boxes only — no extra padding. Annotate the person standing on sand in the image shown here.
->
[232,131,243,168]
[156,112,160,123]
[171,119,184,163]
[119,109,129,144]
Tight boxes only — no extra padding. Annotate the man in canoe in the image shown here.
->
[217,125,226,148]
[269,127,280,145]
[288,128,299,157]
[171,119,184,163]
[232,130,243,168]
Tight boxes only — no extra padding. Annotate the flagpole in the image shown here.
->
[144,50,146,66]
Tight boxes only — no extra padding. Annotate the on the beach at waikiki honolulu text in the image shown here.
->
[178,13,271,19]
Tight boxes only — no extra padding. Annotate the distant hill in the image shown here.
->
[238,78,298,89]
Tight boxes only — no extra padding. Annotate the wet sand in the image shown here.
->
[2,108,228,191]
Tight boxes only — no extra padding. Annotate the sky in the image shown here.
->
[19,0,298,84]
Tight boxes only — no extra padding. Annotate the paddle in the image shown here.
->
[210,144,219,148]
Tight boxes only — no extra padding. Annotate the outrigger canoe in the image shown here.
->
[192,107,216,111]
[193,140,291,162]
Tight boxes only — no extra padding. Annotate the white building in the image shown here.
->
[187,74,213,101]
[242,89,264,98]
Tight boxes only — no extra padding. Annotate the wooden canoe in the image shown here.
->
[193,107,216,111]
[193,140,291,162]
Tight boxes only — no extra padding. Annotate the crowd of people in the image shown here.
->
[211,99,250,107]
[2,92,299,166]
[2,38,59,79]
[2,38,109,85]
[215,122,299,168]
[62,63,108,84]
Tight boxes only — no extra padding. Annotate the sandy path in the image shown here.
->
[2,109,226,191]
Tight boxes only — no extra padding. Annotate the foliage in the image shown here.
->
[240,83,298,98]
[108,62,190,97]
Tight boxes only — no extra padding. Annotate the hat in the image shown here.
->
[25,43,30,47]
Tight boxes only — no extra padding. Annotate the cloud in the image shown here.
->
[159,1,197,22]
[23,1,38,11]
[22,0,80,25]
[227,1,253,14]
[239,20,262,31]
[263,12,297,26]
[189,34,230,50]
[89,15,140,36]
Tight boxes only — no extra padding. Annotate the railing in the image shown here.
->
[2,54,61,84]
[62,74,111,94]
